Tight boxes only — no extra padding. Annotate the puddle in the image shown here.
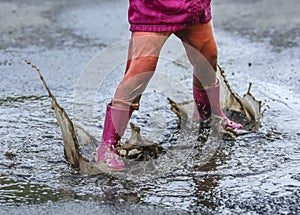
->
[1,27,299,215]
[0,176,73,205]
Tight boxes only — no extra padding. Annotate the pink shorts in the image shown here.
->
[128,0,212,32]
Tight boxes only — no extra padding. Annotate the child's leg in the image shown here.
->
[175,21,218,89]
[96,32,171,169]
[112,32,171,110]
[175,22,243,129]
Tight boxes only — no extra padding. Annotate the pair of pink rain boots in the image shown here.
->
[96,79,243,170]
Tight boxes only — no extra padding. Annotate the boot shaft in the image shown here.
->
[102,104,133,146]
[193,85,211,120]
[193,78,226,119]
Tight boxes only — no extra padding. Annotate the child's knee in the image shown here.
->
[202,39,218,69]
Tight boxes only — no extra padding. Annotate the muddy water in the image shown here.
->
[1,2,300,215]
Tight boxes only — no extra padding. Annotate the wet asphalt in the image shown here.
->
[1,0,300,214]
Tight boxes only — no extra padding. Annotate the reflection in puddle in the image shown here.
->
[0,176,73,205]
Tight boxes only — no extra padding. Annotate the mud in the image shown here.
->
[1,0,300,214]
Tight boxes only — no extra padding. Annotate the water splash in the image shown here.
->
[25,60,262,178]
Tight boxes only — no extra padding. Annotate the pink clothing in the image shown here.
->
[128,0,212,32]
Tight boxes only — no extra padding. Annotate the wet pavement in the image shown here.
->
[1,0,300,214]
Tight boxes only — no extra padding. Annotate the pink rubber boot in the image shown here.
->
[193,86,211,121]
[193,79,244,130]
[96,104,133,170]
